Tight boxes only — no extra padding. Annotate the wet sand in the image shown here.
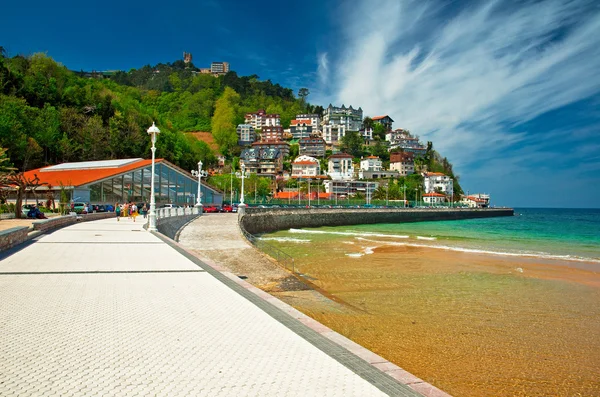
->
[288,244,600,397]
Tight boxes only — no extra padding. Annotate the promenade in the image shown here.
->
[0,217,424,396]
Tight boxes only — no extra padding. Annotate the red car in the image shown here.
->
[203,205,219,213]
[221,204,233,213]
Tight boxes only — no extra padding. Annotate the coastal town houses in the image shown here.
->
[423,172,454,196]
[386,129,426,155]
[296,113,321,129]
[289,120,313,140]
[359,127,373,143]
[322,124,346,147]
[323,104,363,131]
[327,153,354,181]
[252,140,290,158]
[461,194,490,208]
[291,155,320,178]
[372,115,394,131]
[389,151,415,176]
[260,126,284,141]
[298,136,326,158]
[240,146,283,178]
[236,124,256,146]
[244,110,281,130]
[360,156,383,172]
[423,192,447,205]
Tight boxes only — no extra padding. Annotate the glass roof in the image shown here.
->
[42,159,143,171]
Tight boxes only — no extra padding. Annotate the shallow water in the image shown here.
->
[262,213,600,397]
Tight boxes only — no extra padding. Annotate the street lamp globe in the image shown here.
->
[146,122,160,232]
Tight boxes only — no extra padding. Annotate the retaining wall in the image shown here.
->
[156,215,201,241]
[240,207,514,235]
[0,227,31,251]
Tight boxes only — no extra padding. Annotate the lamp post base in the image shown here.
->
[147,213,158,232]
[194,203,203,215]
[237,203,247,215]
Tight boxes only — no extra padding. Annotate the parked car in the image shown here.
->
[159,204,182,209]
[72,202,86,214]
[92,204,106,212]
[221,204,234,213]
[203,205,219,213]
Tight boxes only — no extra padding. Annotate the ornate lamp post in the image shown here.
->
[191,160,208,211]
[238,163,247,214]
[147,122,160,232]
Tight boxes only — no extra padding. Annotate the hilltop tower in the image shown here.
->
[183,52,192,64]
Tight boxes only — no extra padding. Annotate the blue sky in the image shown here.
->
[2,0,600,208]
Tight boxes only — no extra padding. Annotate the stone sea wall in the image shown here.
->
[240,208,514,235]
[156,214,200,241]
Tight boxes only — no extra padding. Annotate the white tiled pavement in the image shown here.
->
[0,218,389,396]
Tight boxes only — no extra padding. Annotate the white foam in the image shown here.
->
[357,238,600,264]
[289,228,409,239]
[346,253,364,258]
[416,236,436,241]
[364,247,377,254]
[259,237,311,243]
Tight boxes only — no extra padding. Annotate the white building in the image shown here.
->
[289,120,313,140]
[236,124,256,146]
[322,124,346,147]
[389,152,414,176]
[360,156,382,172]
[244,110,281,130]
[327,153,354,181]
[423,192,447,205]
[423,172,454,196]
[323,104,363,131]
[296,114,321,129]
[324,180,379,197]
[291,155,320,178]
[461,194,490,208]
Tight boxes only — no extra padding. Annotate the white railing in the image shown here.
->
[155,206,200,219]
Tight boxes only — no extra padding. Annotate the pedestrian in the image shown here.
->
[142,204,148,219]
[115,202,121,221]
[131,203,138,222]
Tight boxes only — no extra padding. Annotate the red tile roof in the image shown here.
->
[424,172,447,177]
[274,191,299,199]
[328,153,353,159]
[423,192,447,197]
[23,159,161,188]
[293,161,319,165]
[371,115,388,120]
[291,120,312,126]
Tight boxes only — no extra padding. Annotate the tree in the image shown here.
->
[211,87,240,156]
[340,131,364,158]
[363,116,374,130]
[0,172,46,218]
[298,88,309,110]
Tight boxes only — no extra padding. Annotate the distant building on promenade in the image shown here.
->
[18,158,222,206]
[324,180,379,197]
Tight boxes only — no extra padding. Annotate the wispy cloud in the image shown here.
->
[313,0,600,206]
[317,52,329,85]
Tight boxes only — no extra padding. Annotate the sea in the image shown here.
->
[258,208,600,396]
[261,208,600,266]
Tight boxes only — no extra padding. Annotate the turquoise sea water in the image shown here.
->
[263,208,600,264]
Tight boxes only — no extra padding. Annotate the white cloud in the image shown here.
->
[317,52,329,85]
[312,0,600,206]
